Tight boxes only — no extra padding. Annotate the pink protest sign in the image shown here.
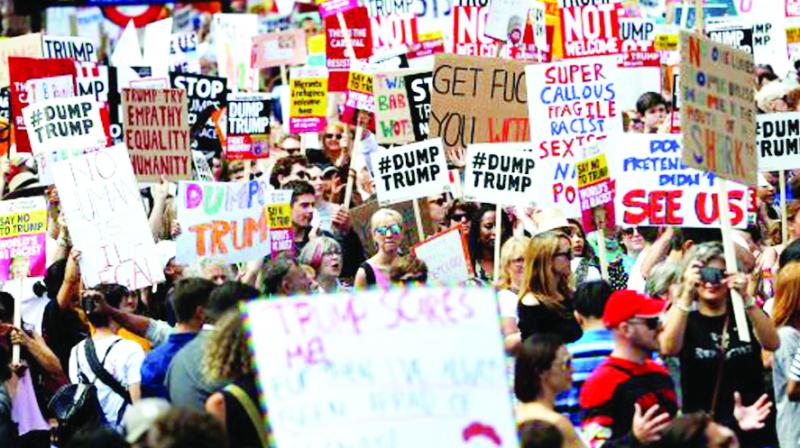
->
[318,0,358,18]
[0,197,47,281]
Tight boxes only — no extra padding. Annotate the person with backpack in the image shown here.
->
[65,286,144,431]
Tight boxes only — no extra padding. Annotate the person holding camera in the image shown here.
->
[660,242,780,446]
[67,285,144,427]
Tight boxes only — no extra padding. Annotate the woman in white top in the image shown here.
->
[496,236,531,354]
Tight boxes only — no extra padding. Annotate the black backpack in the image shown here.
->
[47,338,131,445]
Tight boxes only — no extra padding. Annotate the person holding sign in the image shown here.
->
[660,243,779,446]
[354,209,403,290]
[518,231,583,345]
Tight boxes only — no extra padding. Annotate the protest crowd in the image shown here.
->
[5,0,800,447]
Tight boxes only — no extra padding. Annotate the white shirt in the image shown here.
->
[68,336,144,424]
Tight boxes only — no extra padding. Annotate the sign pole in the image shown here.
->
[493,204,502,282]
[412,199,426,241]
[719,179,751,343]
[780,170,789,244]
[11,278,22,365]
[336,11,363,212]
[596,228,609,281]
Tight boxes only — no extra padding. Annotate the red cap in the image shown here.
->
[602,290,667,329]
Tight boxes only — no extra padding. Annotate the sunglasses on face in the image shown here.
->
[374,223,402,237]
[629,317,660,331]
[450,213,468,222]
[324,133,343,140]
[622,227,640,236]
[429,197,447,206]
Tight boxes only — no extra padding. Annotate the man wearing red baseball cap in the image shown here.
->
[578,290,677,447]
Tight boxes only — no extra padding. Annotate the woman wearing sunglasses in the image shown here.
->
[515,333,586,447]
[354,209,404,290]
[308,122,349,169]
[660,242,779,446]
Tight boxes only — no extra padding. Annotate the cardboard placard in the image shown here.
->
[371,138,450,206]
[22,95,106,155]
[756,113,800,172]
[176,179,271,265]
[53,144,165,290]
[122,88,192,182]
[0,197,47,280]
[251,29,308,68]
[464,142,541,206]
[348,198,434,257]
[289,66,328,134]
[430,54,528,153]
[226,92,272,160]
[373,69,414,144]
[411,226,472,284]
[560,3,622,58]
[170,72,227,154]
[42,35,98,62]
[679,31,756,186]
[0,33,43,87]
[243,287,517,447]
[610,134,749,228]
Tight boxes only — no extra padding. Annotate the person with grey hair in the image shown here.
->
[645,261,683,300]
[297,236,345,292]
[183,257,235,286]
[262,254,312,297]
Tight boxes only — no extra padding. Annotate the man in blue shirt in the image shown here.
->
[555,280,615,425]
[140,278,216,399]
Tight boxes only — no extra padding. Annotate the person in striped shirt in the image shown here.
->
[555,280,615,426]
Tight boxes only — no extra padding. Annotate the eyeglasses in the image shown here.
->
[324,133,343,140]
[622,227,640,236]
[553,250,573,260]
[450,213,468,222]
[323,249,341,257]
[628,317,660,331]
[374,223,402,237]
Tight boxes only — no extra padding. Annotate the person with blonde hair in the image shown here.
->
[496,236,530,353]
[309,122,349,168]
[298,236,344,293]
[204,310,271,448]
[517,230,582,344]
[354,208,404,290]
[770,261,800,448]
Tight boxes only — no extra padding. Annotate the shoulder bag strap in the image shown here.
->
[84,338,132,404]
[225,383,271,448]
[709,310,732,419]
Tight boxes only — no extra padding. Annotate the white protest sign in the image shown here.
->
[757,113,800,172]
[53,144,165,290]
[244,287,518,447]
[609,134,749,228]
[25,75,75,104]
[192,151,214,181]
[464,143,540,206]
[22,95,106,155]
[412,227,471,284]
[176,179,271,265]
[484,0,530,41]
[371,138,450,206]
[42,35,98,62]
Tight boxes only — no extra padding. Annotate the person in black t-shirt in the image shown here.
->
[660,242,780,445]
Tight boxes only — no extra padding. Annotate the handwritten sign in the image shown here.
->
[226,92,271,160]
[53,144,165,290]
[464,142,540,206]
[0,197,47,280]
[680,31,756,186]
[123,88,192,182]
[576,152,615,233]
[610,134,749,228]
[526,55,621,160]
[412,227,472,284]
[22,95,106,155]
[42,35,97,62]
[176,179,271,265]
[373,68,416,144]
[430,54,528,153]
[372,138,450,206]
[756,113,800,172]
[243,287,517,447]
[560,3,622,58]
[290,66,328,133]
[251,29,308,68]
